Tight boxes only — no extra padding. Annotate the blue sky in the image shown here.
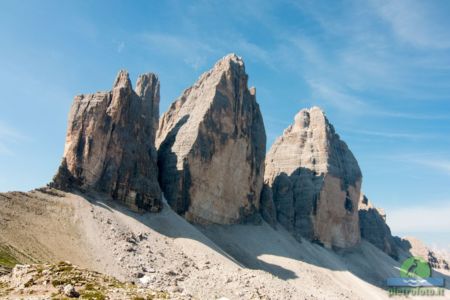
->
[0,0,449,249]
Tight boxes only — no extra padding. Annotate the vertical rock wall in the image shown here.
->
[52,70,162,212]
[262,107,362,248]
[157,54,266,224]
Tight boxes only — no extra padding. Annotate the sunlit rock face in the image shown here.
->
[156,54,266,224]
[52,70,162,212]
[262,107,362,249]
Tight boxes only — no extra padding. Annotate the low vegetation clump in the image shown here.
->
[0,261,170,299]
[0,245,20,269]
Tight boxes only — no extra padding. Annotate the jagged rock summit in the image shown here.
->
[52,70,162,212]
[262,107,362,249]
[156,53,266,224]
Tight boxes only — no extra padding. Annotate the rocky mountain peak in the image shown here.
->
[218,53,244,67]
[262,107,362,248]
[187,53,246,91]
[135,73,160,141]
[292,106,327,130]
[290,108,324,136]
[52,69,162,212]
[113,70,132,89]
[136,73,159,98]
[157,54,266,224]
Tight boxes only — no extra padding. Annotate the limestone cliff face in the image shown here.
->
[52,70,162,212]
[358,194,398,259]
[262,107,362,248]
[156,54,266,224]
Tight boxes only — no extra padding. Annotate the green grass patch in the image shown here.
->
[52,278,72,287]
[0,245,20,269]
[79,289,106,300]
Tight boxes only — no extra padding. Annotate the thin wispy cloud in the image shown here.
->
[117,41,125,53]
[381,153,450,176]
[0,122,27,141]
[369,110,450,120]
[138,32,218,70]
[0,142,13,156]
[138,30,277,71]
[371,0,450,49]
[232,38,277,70]
[343,129,441,140]
[306,79,369,113]
[0,122,27,156]
[408,158,450,175]
[271,0,450,123]
[388,202,450,233]
[264,116,291,127]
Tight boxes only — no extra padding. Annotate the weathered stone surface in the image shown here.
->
[0,266,9,276]
[395,237,450,270]
[63,284,79,298]
[262,107,362,248]
[358,194,398,259]
[52,70,162,212]
[156,54,266,224]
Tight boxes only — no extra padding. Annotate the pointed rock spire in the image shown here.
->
[262,107,362,249]
[52,70,162,212]
[156,53,266,224]
[135,73,160,140]
[113,70,132,89]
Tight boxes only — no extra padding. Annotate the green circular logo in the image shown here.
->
[400,256,431,279]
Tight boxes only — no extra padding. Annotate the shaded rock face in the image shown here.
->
[52,70,162,212]
[358,195,398,259]
[262,107,362,248]
[156,54,266,224]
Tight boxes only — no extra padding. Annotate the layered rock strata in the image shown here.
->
[156,54,266,224]
[52,70,162,211]
[262,107,362,248]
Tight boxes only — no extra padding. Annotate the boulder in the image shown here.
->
[63,284,79,298]
[262,107,362,248]
[358,194,398,259]
[52,70,162,212]
[156,54,266,224]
